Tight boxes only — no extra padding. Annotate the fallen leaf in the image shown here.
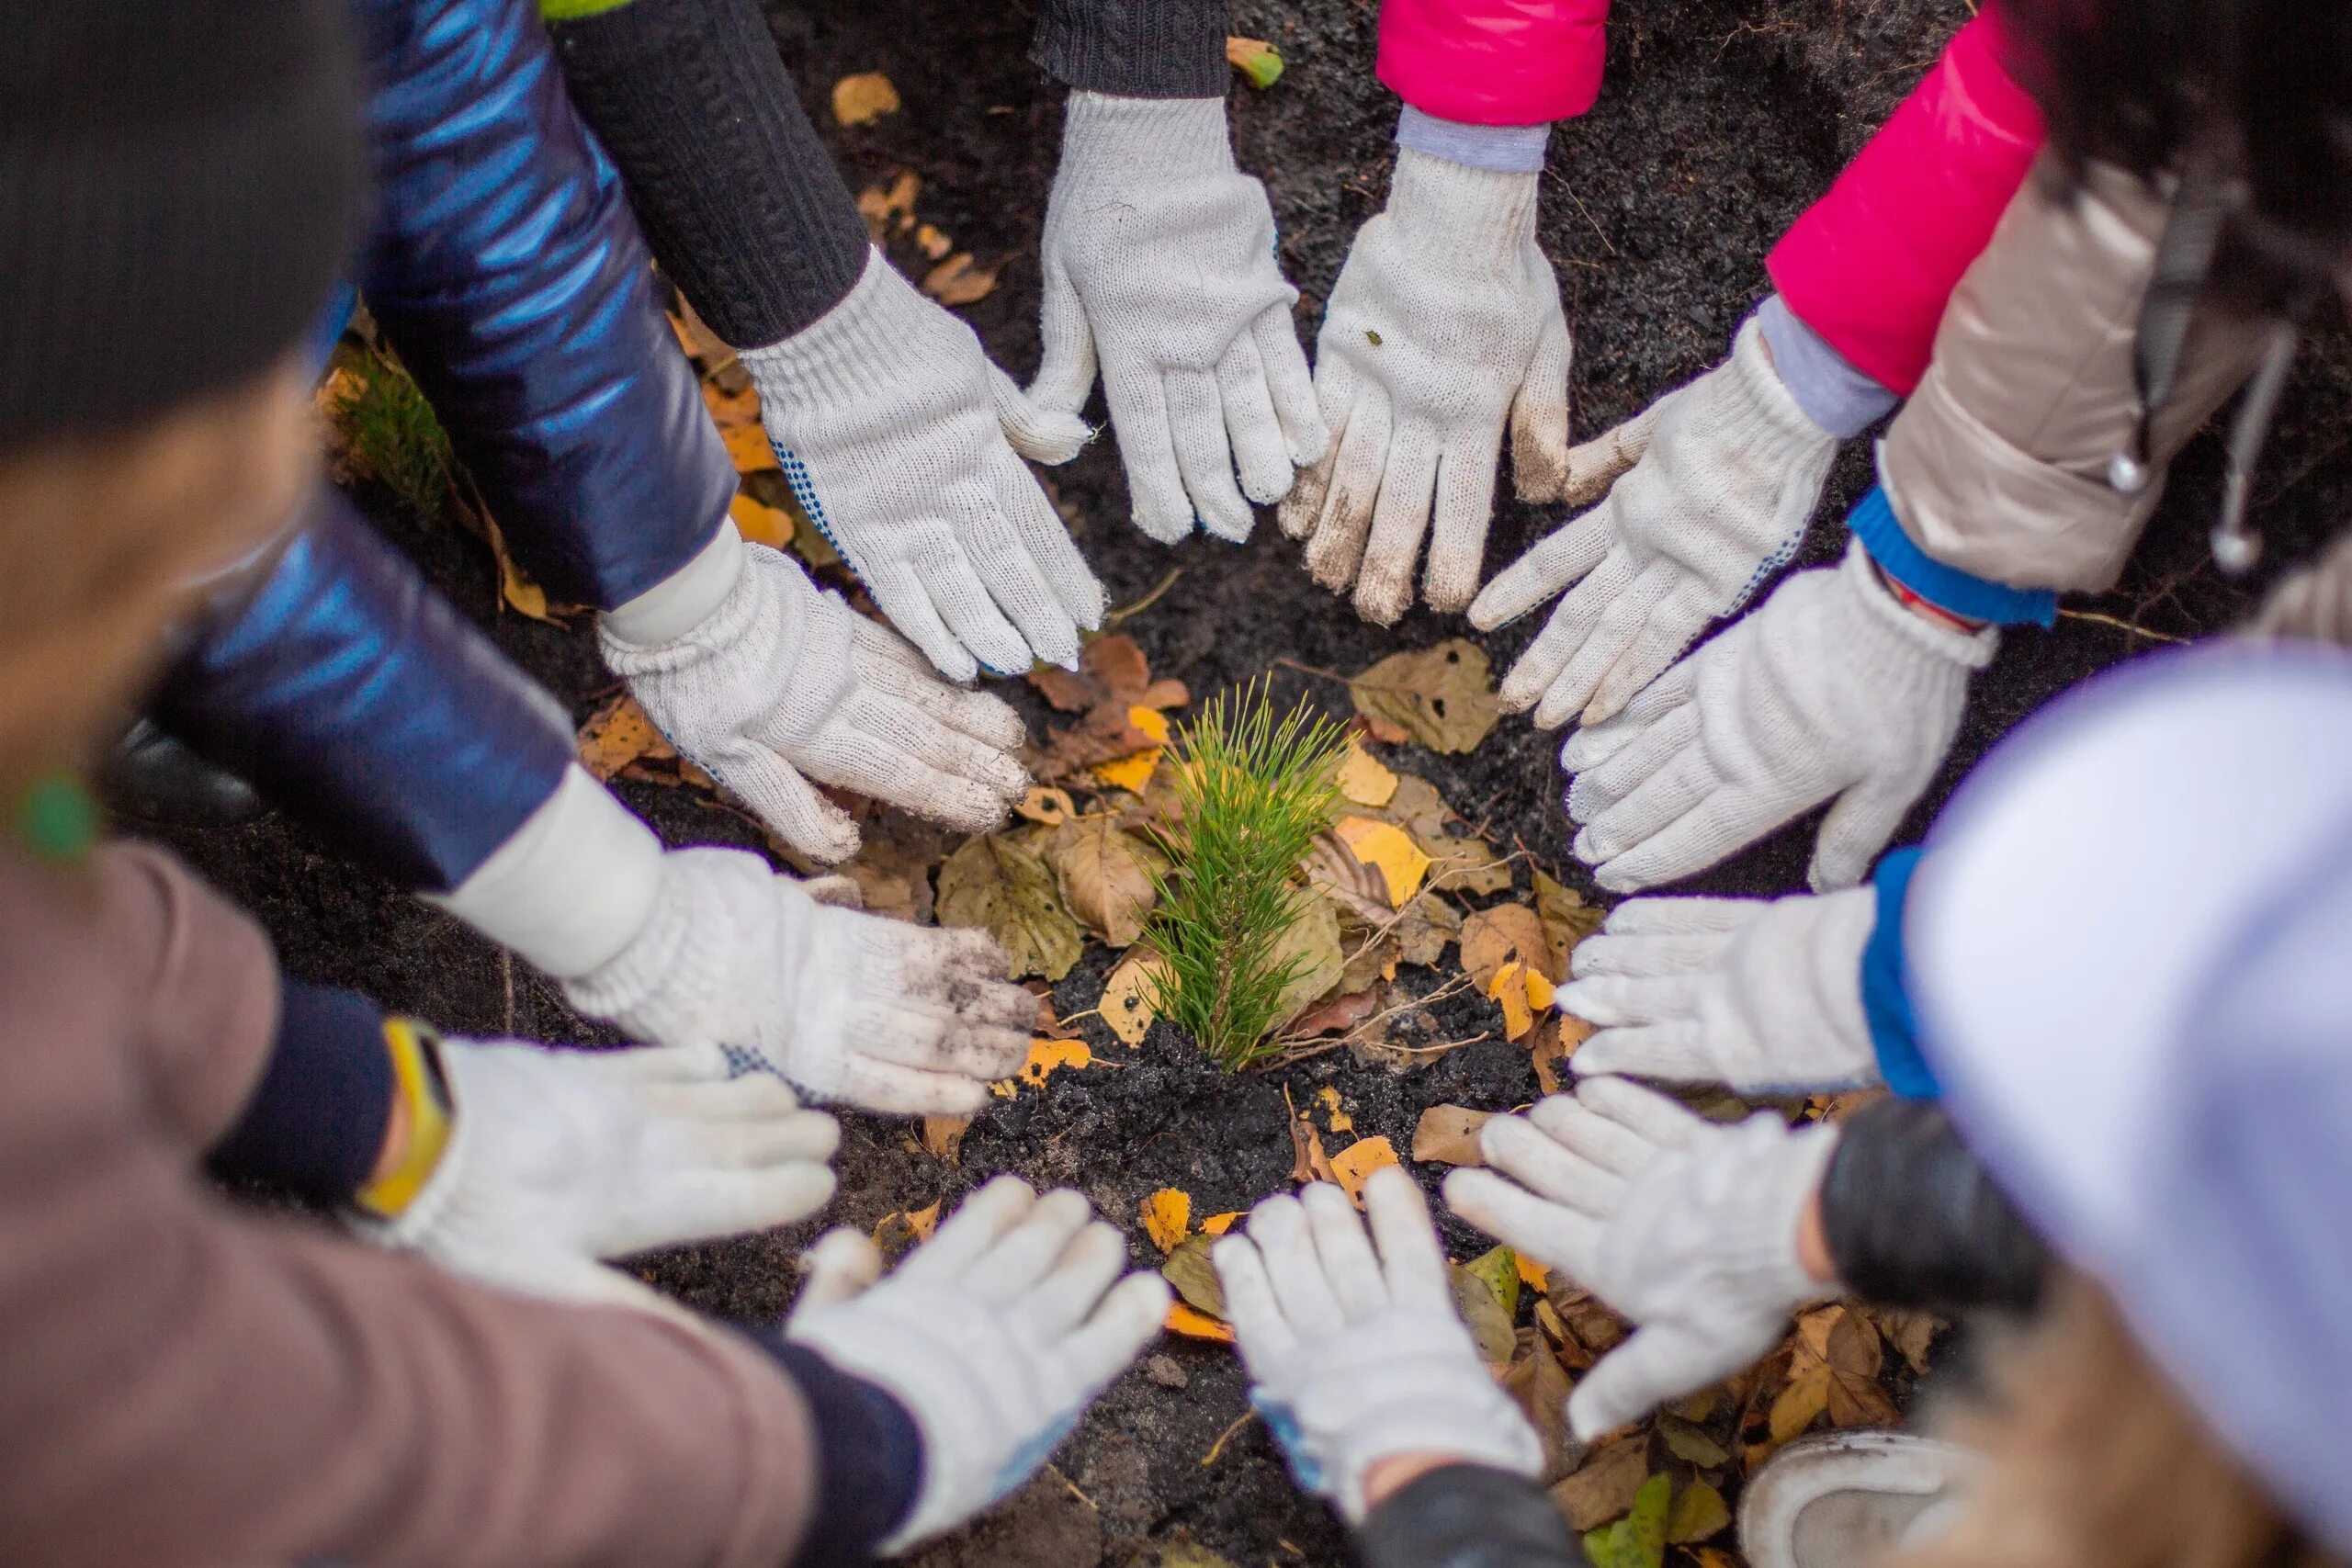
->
[1667,1480,1731,1546]
[913,221,953,260]
[1654,1414,1729,1469]
[487,517,555,623]
[1161,1234,1227,1316]
[729,491,795,550]
[1333,816,1431,907]
[921,1114,969,1163]
[1165,1301,1235,1344]
[1462,902,1553,988]
[1200,1212,1242,1235]
[1535,870,1607,979]
[1337,741,1399,807]
[1412,1104,1493,1166]
[577,694,674,781]
[1517,1254,1552,1293]
[1046,815,1170,947]
[1419,830,1513,897]
[1225,34,1284,88]
[1286,1087,1339,1186]
[854,171,921,238]
[1463,1245,1522,1319]
[1351,639,1500,755]
[1269,892,1346,1027]
[1393,892,1464,968]
[1694,1551,1742,1568]
[1088,705,1172,794]
[835,810,950,924]
[921,252,1006,309]
[1370,773,1456,839]
[1551,1436,1651,1531]
[702,379,760,427]
[1100,950,1167,1046]
[1314,1086,1354,1134]
[1582,1471,1670,1568]
[1489,959,1538,1041]
[1015,785,1077,826]
[937,833,1084,982]
[1289,987,1378,1038]
[1450,1262,1516,1364]
[1503,1333,1580,1483]
[1141,1189,1193,1253]
[721,423,778,474]
[1770,1365,1831,1443]
[1870,1306,1943,1374]
[1305,831,1395,926]
[990,1037,1095,1098]
[831,71,901,126]
[873,1201,941,1249]
[1329,1135,1399,1204]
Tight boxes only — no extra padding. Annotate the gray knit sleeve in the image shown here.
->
[1031,0,1229,99]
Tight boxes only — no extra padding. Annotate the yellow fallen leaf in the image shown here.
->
[1201,1212,1243,1236]
[1490,959,1536,1042]
[1315,1086,1355,1134]
[1337,741,1399,807]
[1100,950,1166,1046]
[702,379,760,427]
[576,694,674,781]
[831,72,901,127]
[921,1114,969,1163]
[1089,705,1171,794]
[1525,968,1556,1011]
[989,1037,1093,1097]
[1516,1254,1552,1293]
[1329,1135,1400,1205]
[921,252,1005,309]
[1141,1189,1192,1253]
[1334,816,1431,908]
[1166,1301,1236,1343]
[914,221,952,260]
[854,171,921,238]
[872,1201,941,1247]
[729,492,794,550]
[722,423,779,474]
[1014,785,1076,826]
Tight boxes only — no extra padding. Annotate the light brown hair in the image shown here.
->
[0,357,313,808]
[1894,1274,2329,1568]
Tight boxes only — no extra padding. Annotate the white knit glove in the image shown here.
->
[743,246,1102,681]
[1280,150,1572,625]
[1562,891,1881,1093]
[1470,315,1838,727]
[1446,1079,1836,1440]
[1216,1170,1543,1524]
[1564,542,1997,894]
[361,1035,838,1310]
[602,545,1030,865]
[559,847,1034,1115]
[1027,93,1327,544]
[786,1178,1171,1552]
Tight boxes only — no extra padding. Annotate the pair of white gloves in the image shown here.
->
[1470,312,1998,895]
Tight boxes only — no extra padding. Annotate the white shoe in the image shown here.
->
[1739,1430,1979,1568]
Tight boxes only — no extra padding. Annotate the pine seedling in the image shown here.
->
[1140,682,1347,1069]
[326,349,454,525]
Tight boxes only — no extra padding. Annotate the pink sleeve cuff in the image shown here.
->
[1377,0,1610,126]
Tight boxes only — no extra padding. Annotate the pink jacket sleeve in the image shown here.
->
[1767,8,2046,396]
[1377,0,1611,125]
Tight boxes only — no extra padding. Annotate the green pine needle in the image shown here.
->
[1140,682,1346,1070]
[329,350,454,525]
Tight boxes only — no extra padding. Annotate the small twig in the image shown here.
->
[2057,609,2188,644]
[501,950,515,1033]
[1544,170,1621,260]
[1271,656,1353,685]
[1046,1464,1099,1512]
[1105,566,1185,625]
[1386,1031,1492,1058]
[1201,1410,1259,1467]
[1270,973,1479,1062]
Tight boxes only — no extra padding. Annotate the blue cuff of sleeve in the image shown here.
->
[1396,106,1551,174]
[207,982,395,1206]
[1862,847,1942,1100]
[1847,484,2059,628]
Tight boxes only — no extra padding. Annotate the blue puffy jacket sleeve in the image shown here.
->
[156,483,576,894]
[352,0,735,610]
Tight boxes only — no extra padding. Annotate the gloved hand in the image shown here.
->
[1215,1169,1543,1523]
[1027,93,1326,544]
[1280,149,1571,625]
[1562,889,1880,1093]
[1470,315,1839,725]
[741,246,1101,682]
[560,846,1034,1114]
[1563,542,1996,893]
[1445,1078,1835,1440]
[603,545,1031,865]
[360,1034,839,1310]
[786,1177,1170,1552]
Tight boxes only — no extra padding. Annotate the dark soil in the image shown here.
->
[130,2,2352,1564]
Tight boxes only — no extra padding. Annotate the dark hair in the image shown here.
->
[2004,0,2352,307]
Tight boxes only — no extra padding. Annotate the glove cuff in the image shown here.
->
[1386,148,1539,255]
[1736,1118,1844,1311]
[738,245,972,412]
[1839,539,2000,674]
[1060,90,1235,178]
[1719,312,1845,459]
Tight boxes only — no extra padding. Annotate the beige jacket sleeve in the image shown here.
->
[0,844,819,1568]
[1882,155,2270,594]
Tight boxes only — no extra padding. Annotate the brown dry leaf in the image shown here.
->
[1517,1254,1552,1293]
[1667,1481,1732,1545]
[1553,1287,1628,1361]
[1350,639,1501,754]
[1201,1211,1241,1235]
[1551,1435,1651,1531]
[854,171,921,239]
[1371,773,1456,839]
[872,1201,942,1250]
[1028,632,1186,713]
[989,1037,1094,1099]
[1334,817,1431,907]
[1099,950,1166,1046]
[1329,1135,1399,1205]
[1015,785,1077,826]
[1693,1550,1742,1568]
[702,379,761,427]
[1654,1414,1729,1469]
[1304,831,1394,926]
[1337,741,1399,807]
[1285,1087,1339,1186]
[836,811,950,923]
[1462,902,1553,988]
[1046,815,1170,948]
[1503,1333,1580,1483]
[722,422,779,474]
[1290,987,1378,1039]
[1165,1301,1236,1344]
[1449,1263,1516,1365]
[831,72,901,126]
[1535,870,1607,981]
[922,1114,970,1164]
[1419,830,1512,897]
[1087,705,1171,793]
[921,252,1007,308]
[1770,1365,1831,1443]
[1808,1306,1901,1427]
[914,222,952,260]
[1269,893,1346,1027]
[1393,892,1464,969]
[1412,1105,1493,1166]
[482,516,557,623]
[577,694,675,780]
[1870,1306,1942,1374]
[1141,1189,1193,1253]
[1161,1234,1227,1316]
[936,833,1083,981]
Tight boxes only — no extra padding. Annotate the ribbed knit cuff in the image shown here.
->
[1031,0,1227,98]
[1849,483,2060,628]
[1839,537,2002,672]
[1758,293,1898,440]
[546,0,868,348]
[1822,1097,2051,1314]
[737,248,960,412]
[1396,106,1552,175]
[1059,92,1238,180]
[1386,149,1540,257]
[207,981,395,1207]
[754,1338,925,1566]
